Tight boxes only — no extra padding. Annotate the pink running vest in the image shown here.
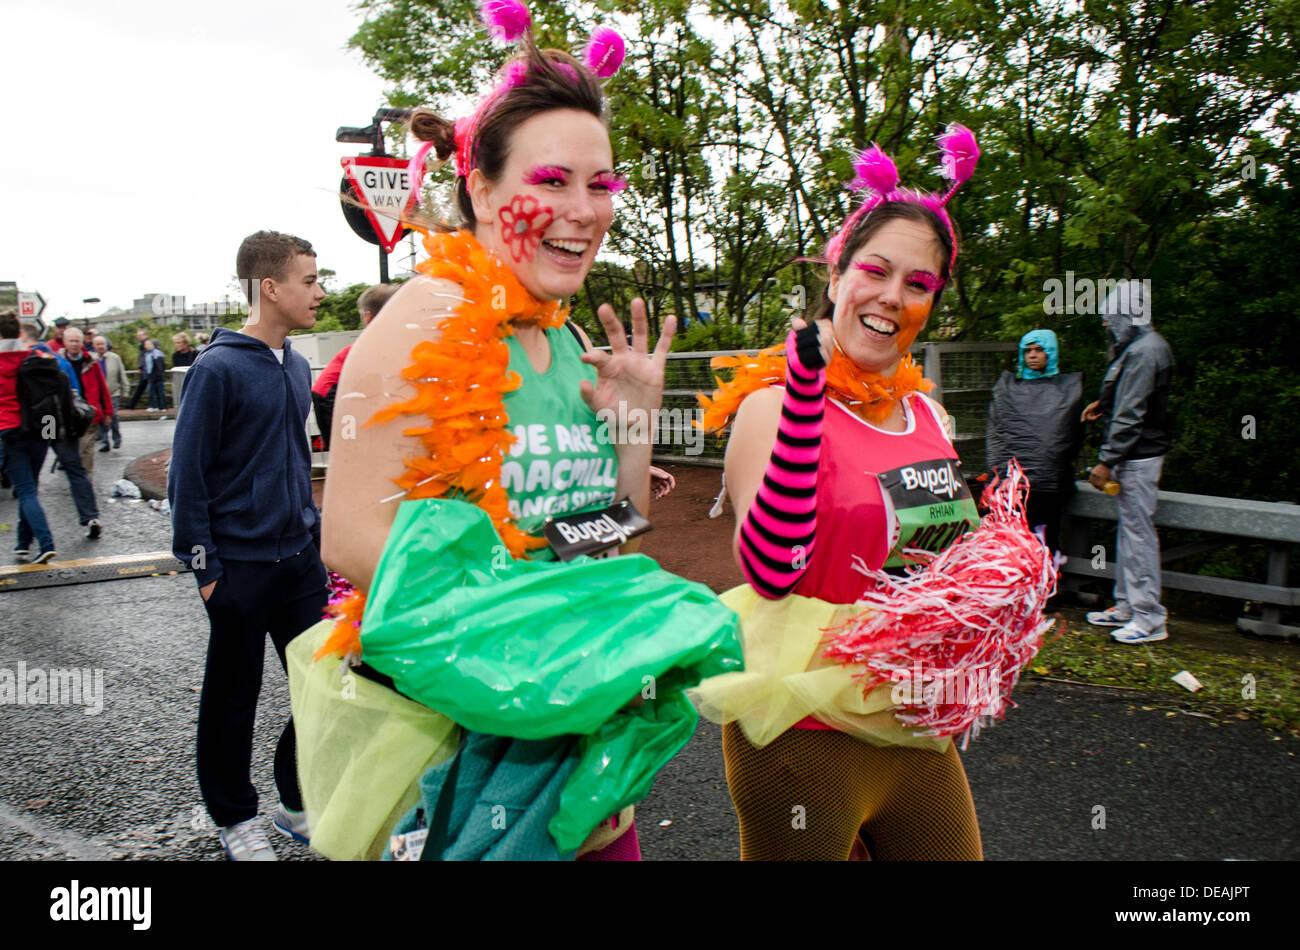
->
[791,393,979,606]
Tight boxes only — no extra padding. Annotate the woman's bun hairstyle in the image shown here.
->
[408,109,457,161]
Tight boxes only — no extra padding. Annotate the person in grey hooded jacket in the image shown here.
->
[1081,279,1173,644]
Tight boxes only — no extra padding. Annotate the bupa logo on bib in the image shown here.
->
[885,459,970,505]
[877,458,979,567]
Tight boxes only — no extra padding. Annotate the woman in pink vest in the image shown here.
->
[693,128,988,860]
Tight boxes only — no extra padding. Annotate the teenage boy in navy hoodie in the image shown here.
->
[168,230,328,861]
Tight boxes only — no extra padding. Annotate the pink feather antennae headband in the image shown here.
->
[825,124,980,273]
[406,1,628,187]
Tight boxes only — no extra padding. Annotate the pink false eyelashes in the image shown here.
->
[523,166,627,192]
[853,262,946,294]
[523,165,569,185]
[911,271,946,294]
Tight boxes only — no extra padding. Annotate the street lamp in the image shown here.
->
[82,297,100,324]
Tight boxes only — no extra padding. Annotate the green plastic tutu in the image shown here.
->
[358,497,743,852]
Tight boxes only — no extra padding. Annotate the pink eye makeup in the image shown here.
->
[852,261,944,293]
[523,164,569,185]
[591,172,627,192]
[907,271,945,293]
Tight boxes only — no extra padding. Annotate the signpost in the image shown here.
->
[17,292,46,336]
[336,107,420,284]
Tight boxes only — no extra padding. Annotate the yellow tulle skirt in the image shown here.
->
[688,586,951,754]
[287,619,462,861]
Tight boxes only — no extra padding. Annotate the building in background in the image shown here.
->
[79,293,245,334]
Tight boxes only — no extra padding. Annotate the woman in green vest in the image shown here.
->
[292,4,739,862]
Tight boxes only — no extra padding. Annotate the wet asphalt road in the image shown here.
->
[1,419,1296,861]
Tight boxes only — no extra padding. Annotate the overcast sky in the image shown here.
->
[0,1,417,321]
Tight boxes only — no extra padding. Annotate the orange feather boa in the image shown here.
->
[697,346,932,433]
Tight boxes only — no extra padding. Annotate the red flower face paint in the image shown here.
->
[498,194,554,262]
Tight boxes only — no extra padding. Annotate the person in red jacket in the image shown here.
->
[60,327,113,476]
[47,317,70,353]
[0,311,57,562]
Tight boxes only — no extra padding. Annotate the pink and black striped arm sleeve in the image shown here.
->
[737,326,826,599]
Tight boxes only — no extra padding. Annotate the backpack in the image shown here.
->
[15,354,93,441]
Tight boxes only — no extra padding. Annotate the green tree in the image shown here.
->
[313,281,371,332]
[345,0,1300,502]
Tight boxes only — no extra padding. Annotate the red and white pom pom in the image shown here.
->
[848,143,900,195]
[585,25,626,78]
[480,0,531,43]
[822,460,1056,748]
[936,123,979,195]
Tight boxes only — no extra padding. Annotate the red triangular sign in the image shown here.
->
[341,156,421,253]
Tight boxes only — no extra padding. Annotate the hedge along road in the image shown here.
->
[0,421,1296,859]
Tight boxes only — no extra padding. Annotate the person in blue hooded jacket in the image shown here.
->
[986,328,1084,605]
[168,230,329,861]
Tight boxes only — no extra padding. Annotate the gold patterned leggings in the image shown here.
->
[722,722,983,861]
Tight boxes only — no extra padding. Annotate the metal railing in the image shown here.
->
[655,342,1018,469]
[1061,483,1298,639]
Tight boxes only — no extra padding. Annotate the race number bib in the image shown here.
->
[876,458,979,568]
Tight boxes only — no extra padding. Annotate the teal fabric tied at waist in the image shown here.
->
[362,498,743,853]
[385,731,581,861]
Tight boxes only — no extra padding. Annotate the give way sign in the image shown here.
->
[340,156,420,253]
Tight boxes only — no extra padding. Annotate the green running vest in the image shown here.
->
[501,325,620,558]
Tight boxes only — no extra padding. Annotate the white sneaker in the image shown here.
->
[219,818,278,861]
[1111,622,1168,645]
[85,519,102,540]
[271,804,311,844]
[1086,605,1132,627]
